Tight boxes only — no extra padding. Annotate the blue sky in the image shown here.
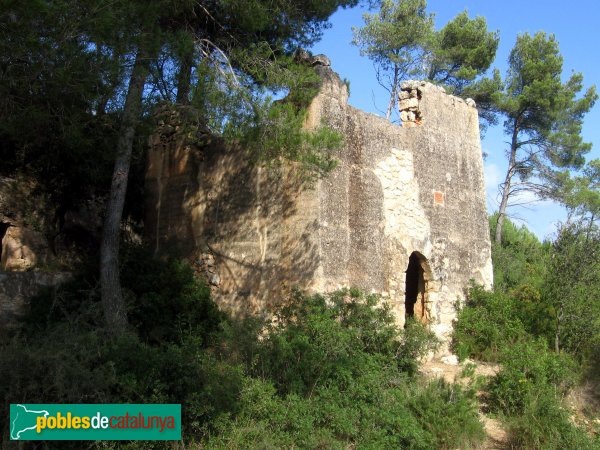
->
[310,0,600,241]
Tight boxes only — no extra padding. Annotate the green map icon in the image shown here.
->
[10,404,49,440]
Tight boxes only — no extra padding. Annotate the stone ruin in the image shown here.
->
[143,58,494,351]
[0,177,76,326]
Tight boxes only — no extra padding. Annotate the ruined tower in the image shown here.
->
[144,60,493,348]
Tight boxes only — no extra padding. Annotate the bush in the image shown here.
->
[505,390,599,450]
[542,223,600,361]
[1,259,482,449]
[399,318,440,374]
[206,289,482,450]
[24,243,225,346]
[406,379,485,449]
[489,214,550,292]
[252,288,438,395]
[488,338,576,415]
[1,245,233,447]
[205,367,483,450]
[453,283,527,361]
[0,329,245,448]
[486,338,597,449]
[120,244,224,345]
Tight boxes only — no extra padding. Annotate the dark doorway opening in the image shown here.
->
[405,252,429,324]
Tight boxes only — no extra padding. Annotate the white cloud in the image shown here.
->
[483,161,500,190]
[483,162,501,211]
[509,189,553,207]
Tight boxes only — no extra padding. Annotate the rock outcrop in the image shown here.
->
[0,271,71,328]
[0,177,51,271]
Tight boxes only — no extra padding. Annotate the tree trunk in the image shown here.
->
[495,175,511,244]
[386,65,399,121]
[175,48,194,105]
[555,304,563,353]
[100,47,149,333]
[495,124,520,244]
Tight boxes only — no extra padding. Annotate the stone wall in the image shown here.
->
[0,176,94,327]
[0,177,52,271]
[144,63,493,349]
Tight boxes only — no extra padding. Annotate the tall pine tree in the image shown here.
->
[493,32,597,244]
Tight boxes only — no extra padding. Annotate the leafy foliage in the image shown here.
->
[0,266,485,449]
[486,338,598,449]
[488,338,576,415]
[0,0,120,212]
[489,213,551,292]
[352,1,497,121]
[206,375,483,450]
[207,290,481,450]
[427,11,499,95]
[250,288,438,396]
[352,0,434,119]
[23,243,224,347]
[556,159,600,226]
[458,217,600,362]
[453,284,527,362]
[544,222,600,358]
[453,217,600,449]
[1,0,358,331]
[352,0,433,78]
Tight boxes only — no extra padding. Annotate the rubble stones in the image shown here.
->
[398,81,424,127]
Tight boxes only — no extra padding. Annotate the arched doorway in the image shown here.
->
[405,252,430,324]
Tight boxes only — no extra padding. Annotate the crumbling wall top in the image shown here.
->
[398,80,477,127]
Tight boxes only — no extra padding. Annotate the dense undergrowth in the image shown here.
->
[2,217,599,449]
[453,217,600,449]
[1,244,484,449]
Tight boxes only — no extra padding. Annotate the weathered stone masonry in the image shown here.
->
[144,61,493,349]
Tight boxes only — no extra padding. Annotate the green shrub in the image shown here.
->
[505,389,599,450]
[24,243,224,346]
[399,318,440,374]
[542,223,600,362]
[206,289,482,450]
[406,379,485,449]
[1,261,482,449]
[1,244,232,447]
[453,283,527,361]
[489,214,550,292]
[486,338,597,449]
[120,244,224,345]
[252,288,437,395]
[205,371,484,450]
[0,329,245,447]
[488,338,576,415]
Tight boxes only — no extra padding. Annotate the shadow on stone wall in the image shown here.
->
[145,117,322,316]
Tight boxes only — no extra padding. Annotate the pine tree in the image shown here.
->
[352,2,497,121]
[352,0,434,120]
[493,32,597,244]
[427,11,499,95]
